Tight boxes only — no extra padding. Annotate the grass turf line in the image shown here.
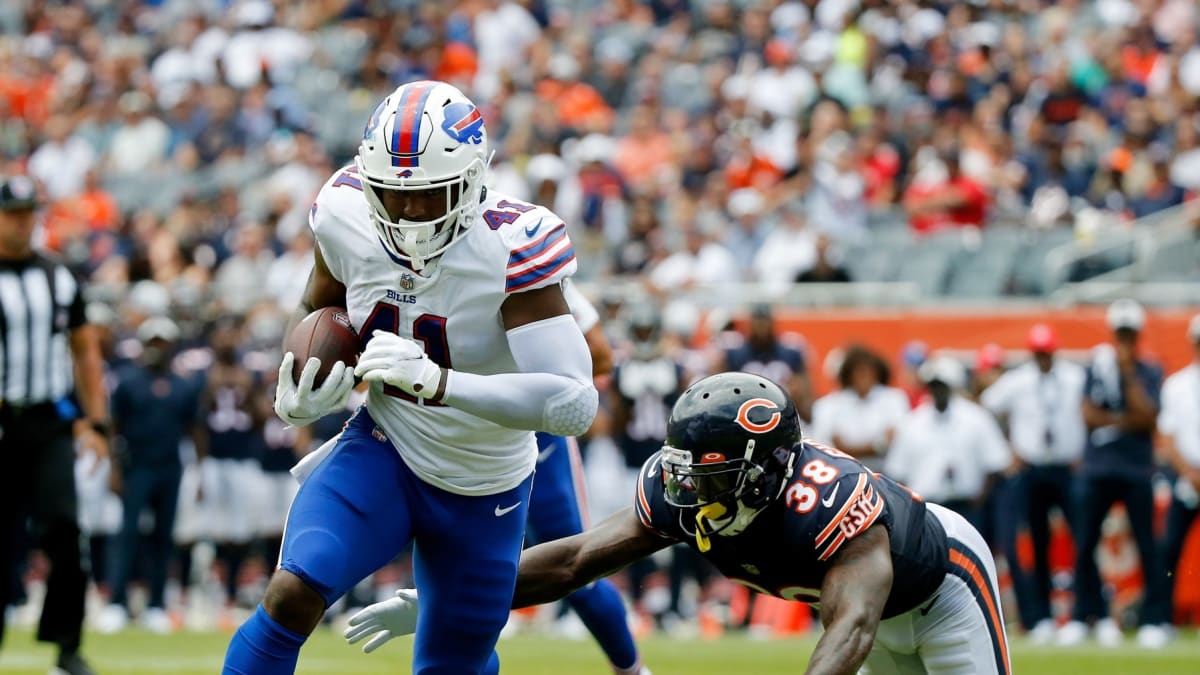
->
[0,627,1196,674]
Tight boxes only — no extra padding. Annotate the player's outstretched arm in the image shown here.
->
[513,507,671,608]
[343,507,669,654]
[805,524,893,675]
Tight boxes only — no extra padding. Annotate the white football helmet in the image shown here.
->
[356,80,490,270]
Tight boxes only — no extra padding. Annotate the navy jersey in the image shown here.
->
[259,416,300,474]
[634,441,948,619]
[725,340,806,385]
[1082,356,1162,478]
[612,358,684,469]
[111,365,202,468]
[204,371,261,461]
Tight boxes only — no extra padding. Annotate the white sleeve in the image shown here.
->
[441,314,597,436]
[976,407,1013,473]
[1157,377,1180,435]
[562,280,600,333]
[884,425,913,482]
[809,395,833,445]
[979,372,1014,415]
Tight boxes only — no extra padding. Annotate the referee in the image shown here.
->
[0,175,108,675]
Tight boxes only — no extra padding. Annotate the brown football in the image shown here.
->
[285,307,360,387]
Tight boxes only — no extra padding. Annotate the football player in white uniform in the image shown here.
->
[222,80,598,675]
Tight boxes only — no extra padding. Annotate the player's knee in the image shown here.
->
[262,570,326,635]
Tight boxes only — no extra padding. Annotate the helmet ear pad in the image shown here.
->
[737,445,796,511]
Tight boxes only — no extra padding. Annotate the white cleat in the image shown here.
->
[1027,618,1057,645]
[1055,620,1088,647]
[1095,618,1122,648]
[140,607,173,634]
[93,604,129,634]
[1135,624,1171,649]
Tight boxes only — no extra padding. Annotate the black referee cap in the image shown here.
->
[0,175,38,211]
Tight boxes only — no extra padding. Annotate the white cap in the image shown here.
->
[727,188,765,218]
[128,280,170,317]
[1106,298,1145,332]
[525,154,566,186]
[918,356,966,390]
[137,316,180,343]
[1189,313,1200,342]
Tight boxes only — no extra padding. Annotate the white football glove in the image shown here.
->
[353,330,444,398]
[344,588,419,653]
[274,352,355,427]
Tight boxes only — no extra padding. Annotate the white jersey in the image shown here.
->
[311,168,577,495]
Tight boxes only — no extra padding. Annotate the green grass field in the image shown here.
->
[2,627,1198,674]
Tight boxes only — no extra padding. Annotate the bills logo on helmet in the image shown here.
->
[735,398,782,434]
[441,102,485,145]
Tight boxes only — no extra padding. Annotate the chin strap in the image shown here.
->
[694,503,728,552]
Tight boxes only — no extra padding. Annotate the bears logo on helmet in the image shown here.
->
[735,398,782,434]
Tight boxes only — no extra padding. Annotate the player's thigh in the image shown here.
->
[173,462,205,543]
[915,576,1009,675]
[922,503,1011,675]
[527,433,586,543]
[864,611,924,675]
[257,472,297,538]
[279,417,415,605]
[410,472,534,671]
[860,647,927,675]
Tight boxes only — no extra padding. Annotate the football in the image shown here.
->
[284,307,360,387]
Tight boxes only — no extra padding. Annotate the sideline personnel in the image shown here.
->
[0,175,109,675]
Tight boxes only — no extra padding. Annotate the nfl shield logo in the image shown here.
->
[400,273,415,290]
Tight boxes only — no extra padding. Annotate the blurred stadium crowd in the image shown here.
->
[2,0,1200,651]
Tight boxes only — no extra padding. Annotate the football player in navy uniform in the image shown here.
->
[724,303,813,422]
[347,372,1010,675]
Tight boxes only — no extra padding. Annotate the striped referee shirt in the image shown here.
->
[0,255,84,406]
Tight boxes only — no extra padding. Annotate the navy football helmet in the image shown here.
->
[660,372,802,549]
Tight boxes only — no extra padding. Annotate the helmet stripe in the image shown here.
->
[392,81,435,166]
[389,85,413,159]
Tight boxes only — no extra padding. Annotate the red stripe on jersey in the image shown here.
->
[504,251,576,293]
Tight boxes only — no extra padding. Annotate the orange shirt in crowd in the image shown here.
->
[725,153,783,191]
[42,190,118,251]
[536,79,613,130]
[612,132,674,185]
[0,73,54,126]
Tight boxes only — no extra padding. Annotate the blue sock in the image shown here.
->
[567,579,639,670]
[222,605,307,675]
[482,650,500,675]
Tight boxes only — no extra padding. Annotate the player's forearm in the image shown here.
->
[441,370,598,436]
[513,509,657,608]
[439,313,598,435]
[511,534,594,608]
[1118,379,1157,431]
[805,615,877,675]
